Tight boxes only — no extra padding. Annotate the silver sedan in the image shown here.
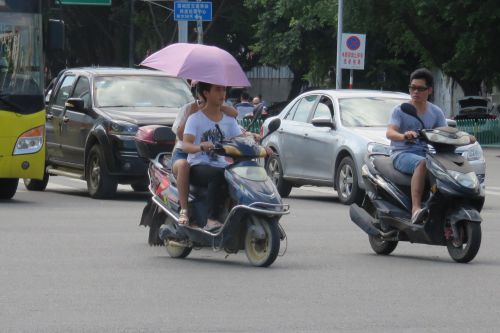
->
[261,89,486,205]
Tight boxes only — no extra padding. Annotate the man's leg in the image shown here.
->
[411,160,426,216]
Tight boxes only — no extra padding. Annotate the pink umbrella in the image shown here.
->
[140,43,251,87]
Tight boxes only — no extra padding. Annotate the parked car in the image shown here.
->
[454,96,496,120]
[24,67,193,198]
[261,89,486,205]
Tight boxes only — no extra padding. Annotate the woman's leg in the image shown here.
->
[173,159,190,224]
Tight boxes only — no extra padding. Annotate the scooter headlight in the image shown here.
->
[448,170,479,189]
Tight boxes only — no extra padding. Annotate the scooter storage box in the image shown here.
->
[135,125,176,159]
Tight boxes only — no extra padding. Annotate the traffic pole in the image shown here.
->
[335,0,343,89]
[349,69,353,89]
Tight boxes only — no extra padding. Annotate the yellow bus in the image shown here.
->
[0,1,45,199]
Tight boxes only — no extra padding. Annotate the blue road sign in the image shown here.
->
[174,1,212,21]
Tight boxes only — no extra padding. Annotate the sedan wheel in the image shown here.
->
[335,156,363,205]
[266,154,292,197]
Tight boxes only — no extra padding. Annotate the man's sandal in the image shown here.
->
[178,209,189,225]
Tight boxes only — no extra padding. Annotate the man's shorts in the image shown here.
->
[171,148,188,167]
[392,151,426,175]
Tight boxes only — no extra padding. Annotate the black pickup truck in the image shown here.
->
[24,67,193,198]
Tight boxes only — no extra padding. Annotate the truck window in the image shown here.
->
[53,75,75,106]
[71,76,91,108]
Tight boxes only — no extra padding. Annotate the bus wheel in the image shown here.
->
[0,178,19,199]
[23,171,49,191]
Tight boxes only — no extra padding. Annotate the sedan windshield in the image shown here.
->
[94,75,193,108]
[339,97,407,127]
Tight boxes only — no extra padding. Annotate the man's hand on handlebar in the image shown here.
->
[199,141,214,152]
[403,130,418,140]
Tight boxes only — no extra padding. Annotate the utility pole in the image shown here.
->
[336,0,343,89]
[196,0,203,44]
[129,0,135,67]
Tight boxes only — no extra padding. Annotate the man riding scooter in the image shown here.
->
[386,68,448,223]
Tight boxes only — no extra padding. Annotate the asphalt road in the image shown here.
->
[1,149,500,332]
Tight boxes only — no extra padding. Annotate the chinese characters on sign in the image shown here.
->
[174,1,212,21]
[340,33,366,70]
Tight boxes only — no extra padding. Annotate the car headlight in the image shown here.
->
[108,121,138,136]
[448,170,479,189]
[13,125,44,155]
[367,142,391,155]
[461,143,483,161]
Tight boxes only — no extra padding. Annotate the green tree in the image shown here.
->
[363,0,500,94]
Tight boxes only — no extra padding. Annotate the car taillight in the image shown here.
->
[13,125,44,155]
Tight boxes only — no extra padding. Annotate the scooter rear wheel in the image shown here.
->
[165,238,192,258]
[446,221,481,263]
[245,219,280,267]
[369,235,398,255]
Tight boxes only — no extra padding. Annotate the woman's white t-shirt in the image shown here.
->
[184,111,242,168]
[172,102,194,150]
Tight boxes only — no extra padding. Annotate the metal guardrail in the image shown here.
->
[238,118,265,134]
[456,119,500,147]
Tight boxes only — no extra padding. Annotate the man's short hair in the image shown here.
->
[241,92,250,101]
[410,68,434,88]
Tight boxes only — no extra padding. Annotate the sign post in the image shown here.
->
[340,33,366,89]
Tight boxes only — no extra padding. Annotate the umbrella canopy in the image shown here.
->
[140,43,251,87]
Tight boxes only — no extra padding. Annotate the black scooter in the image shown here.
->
[350,103,484,263]
[136,118,289,267]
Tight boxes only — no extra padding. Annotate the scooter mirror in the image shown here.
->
[253,104,264,120]
[400,103,418,117]
[267,118,281,134]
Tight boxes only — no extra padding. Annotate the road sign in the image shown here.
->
[174,1,212,21]
[340,33,366,70]
[58,0,111,5]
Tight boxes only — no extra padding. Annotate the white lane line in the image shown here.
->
[485,190,500,196]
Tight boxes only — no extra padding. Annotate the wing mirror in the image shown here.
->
[65,97,85,112]
[312,117,335,129]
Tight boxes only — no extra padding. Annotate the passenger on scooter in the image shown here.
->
[171,82,237,226]
[386,68,446,224]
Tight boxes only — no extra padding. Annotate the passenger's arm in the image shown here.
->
[221,105,238,118]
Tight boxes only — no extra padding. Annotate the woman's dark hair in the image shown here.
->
[410,68,434,88]
[196,81,213,101]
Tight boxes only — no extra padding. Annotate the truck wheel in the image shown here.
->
[23,171,49,191]
[86,145,117,199]
[335,156,363,205]
[266,154,292,197]
[0,178,18,199]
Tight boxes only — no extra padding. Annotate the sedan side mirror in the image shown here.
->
[312,117,335,129]
[65,97,85,112]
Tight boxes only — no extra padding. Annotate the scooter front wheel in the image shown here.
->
[245,219,280,267]
[446,221,481,263]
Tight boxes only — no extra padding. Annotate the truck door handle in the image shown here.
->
[62,116,69,123]
[46,114,54,120]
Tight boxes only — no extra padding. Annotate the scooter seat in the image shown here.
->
[373,156,412,186]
